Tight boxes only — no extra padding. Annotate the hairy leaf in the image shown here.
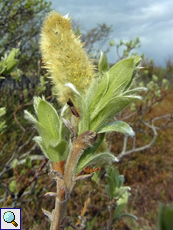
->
[33,136,48,158]
[90,95,141,131]
[24,110,37,124]
[98,50,109,74]
[65,83,89,134]
[37,100,60,140]
[98,120,135,136]
[113,191,129,220]
[77,152,118,174]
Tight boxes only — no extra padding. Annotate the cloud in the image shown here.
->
[51,0,173,66]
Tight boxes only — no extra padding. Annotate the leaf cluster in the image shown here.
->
[24,97,68,162]
[24,52,146,179]
[0,0,51,71]
[0,48,19,77]
[105,166,137,221]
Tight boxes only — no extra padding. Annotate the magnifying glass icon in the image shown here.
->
[3,211,18,227]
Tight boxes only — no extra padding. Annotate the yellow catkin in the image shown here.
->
[40,11,95,105]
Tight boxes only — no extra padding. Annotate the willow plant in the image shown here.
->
[24,11,146,230]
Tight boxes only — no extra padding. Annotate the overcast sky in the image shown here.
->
[51,0,173,67]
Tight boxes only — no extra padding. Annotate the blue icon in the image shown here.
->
[3,211,18,227]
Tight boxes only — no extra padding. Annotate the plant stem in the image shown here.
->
[107,203,115,230]
[50,178,68,230]
[49,131,97,229]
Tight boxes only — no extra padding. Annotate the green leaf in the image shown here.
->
[35,122,54,149]
[152,74,158,82]
[33,96,42,114]
[105,167,121,199]
[106,166,119,186]
[65,83,89,134]
[98,120,135,136]
[117,213,138,221]
[134,55,142,67]
[2,59,19,75]
[85,72,109,116]
[26,157,32,168]
[0,48,19,75]
[37,100,60,140]
[6,48,19,62]
[21,169,26,175]
[33,136,49,158]
[60,104,69,117]
[0,63,6,75]
[59,104,69,140]
[157,202,173,230]
[105,174,115,199]
[82,133,105,156]
[163,209,173,230]
[90,58,135,120]
[9,180,16,192]
[86,215,98,230]
[47,139,67,162]
[24,110,37,124]
[0,107,6,117]
[122,56,141,92]
[0,121,7,133]
[105,167,130,200]
[122,87,147,96]
[108,58,134,96]
[90,95,141,131]
[77,152,118,175]
[118,175,125,187]
[113,191,129,220]
[12,159,18,168]
[76,133,105,173]
[98,51,109,75]
[33,136,67,162]
[113,186,131,200]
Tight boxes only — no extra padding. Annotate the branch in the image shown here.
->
[117,114,172,160]
[17,158,48,198]
[45,131,97,230]
[17,154,45,166]
[0,130,36,179]
[13,103,32,132]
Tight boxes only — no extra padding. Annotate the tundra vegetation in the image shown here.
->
[0,2,173,230]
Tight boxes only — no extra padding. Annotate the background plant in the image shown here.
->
[0,0,51,72]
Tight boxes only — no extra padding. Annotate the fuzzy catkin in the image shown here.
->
[40,11,95,105]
